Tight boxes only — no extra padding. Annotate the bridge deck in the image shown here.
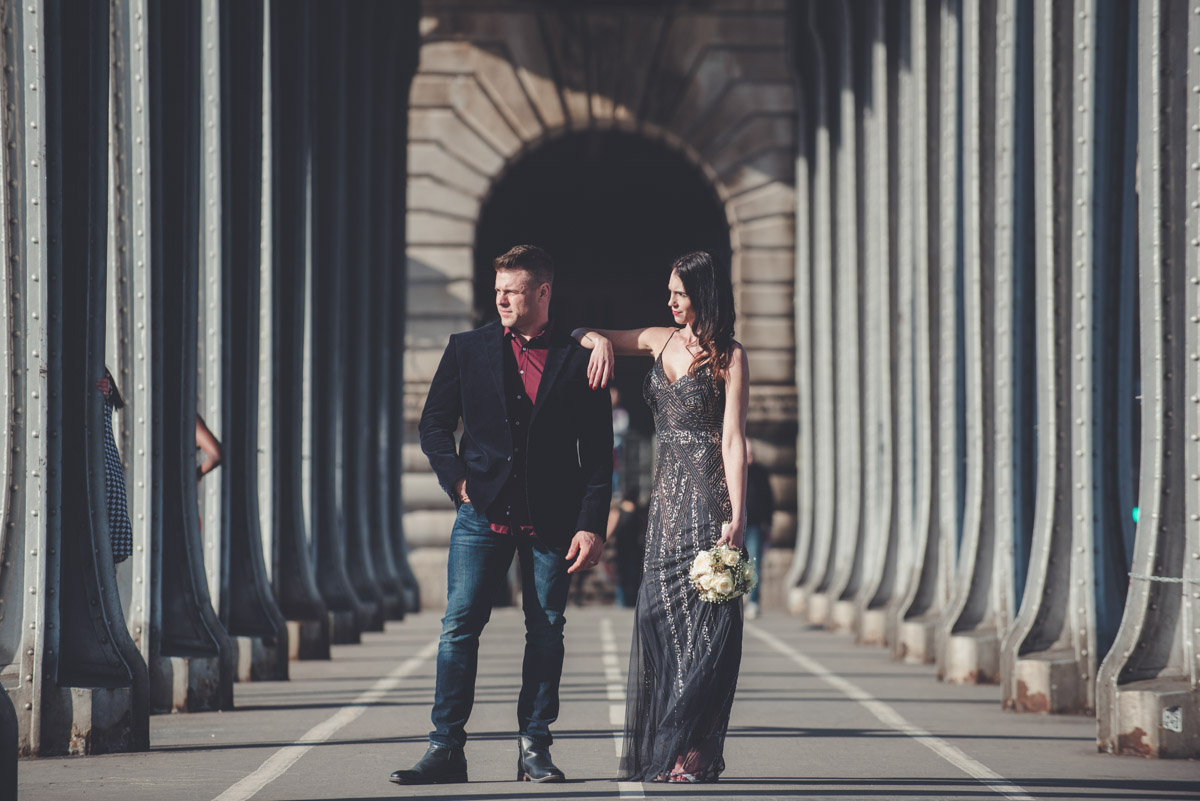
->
[20,608,1199,801]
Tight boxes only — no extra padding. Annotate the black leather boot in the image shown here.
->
[389,743,468,785]
[516,735,565,782]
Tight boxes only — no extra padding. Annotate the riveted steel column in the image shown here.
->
[311,0,373,641]
[150,0,235,713]
[109,0,155,674]
[815,0,863,631]
[268,0,328,659]
[218,0,288,681]
[1098,0,1200,758]
[341,1,394,628]
[879,0,918,652]
[2,0,52,756]
[0,0,21,781]
[895,0,961,664]
[792,0,835,618]
[383,0,421,614]
[40,0,151,753]
[783,0,815,608]
[855,0,901,647]
[1002,0,1138,716]
[938,0,1008,685]
[196,0,225,616]
[257,0,273,588]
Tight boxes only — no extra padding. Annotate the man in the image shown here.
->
[391,245,612,785]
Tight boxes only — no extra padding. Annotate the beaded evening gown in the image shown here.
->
[618,344,743,783]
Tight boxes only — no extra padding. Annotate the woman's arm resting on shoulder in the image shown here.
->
[570,326,673,389]
[717,345,750,549]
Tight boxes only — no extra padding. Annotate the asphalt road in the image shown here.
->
[19,607,1200,801]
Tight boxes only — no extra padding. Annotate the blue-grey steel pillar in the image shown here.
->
[815,0,864,631]
[268,0,331,658]
[218,0,290,681]
[375,0,422,616]
[876,0,919,652]
[108,0,156,682]
[783,0,815,615]
[938,0,1014,686]
[894,0,962,664]
[853,0,901,647]
[793,0,838,620]
[0,0,152,755]
[1097,0,1200,758]
[150,0,236,713]
[340,0,398,627]
[310,0,376,641]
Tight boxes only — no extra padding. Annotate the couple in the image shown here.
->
[392,245,749,786]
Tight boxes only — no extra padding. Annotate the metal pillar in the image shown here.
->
[1097,0,1200,758]
[382,0,422,615]
[792,0,837,619]
[311,0,375,641]
[938,0,1011,686]
[341,1,397,627]
[108,0,156,681]
[0,0,152,755]
[853,0,900,647]
[876,0,918,652]
[150,0,236,713]
[816,0,864,631]
[894,0,961,665]
[219,0,289,680]
[268,0,330,658]
[783,0,815,612]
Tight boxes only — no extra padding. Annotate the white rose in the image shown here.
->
[712,574,735,595]
[691,553,710,576]
[721,548,741,567]
[698,574,715,591]
[742,561,758,587]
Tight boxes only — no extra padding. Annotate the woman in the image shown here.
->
[572,250,749,783]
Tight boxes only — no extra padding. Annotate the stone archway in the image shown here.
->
[403,2,800,598]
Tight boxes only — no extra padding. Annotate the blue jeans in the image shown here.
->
[430,503,572,749]
[744,523,768,605]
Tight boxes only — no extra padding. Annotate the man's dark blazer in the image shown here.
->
[418,320,613,549]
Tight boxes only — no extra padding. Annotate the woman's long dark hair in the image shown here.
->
[671,251,735,379]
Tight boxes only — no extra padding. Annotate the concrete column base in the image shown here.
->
[235,636,255,682]
[806,592,831,626]
[857,608,888,646]
[829,599,856,632]
[41,687,135,755]
[942,631,1000,684]
[1007,650,1088,714]
[896,618,938,664]
[150,655,221,713]
[288,616,331,660]
[329,610,361,645]
[787,586,808,615]
[1109,679,1200,758]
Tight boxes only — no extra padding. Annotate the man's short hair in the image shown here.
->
[494,244,554,288]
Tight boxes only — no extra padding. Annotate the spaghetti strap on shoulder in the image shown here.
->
[656,328,679,359]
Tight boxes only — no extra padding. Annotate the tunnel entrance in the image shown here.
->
[473,130,732,441]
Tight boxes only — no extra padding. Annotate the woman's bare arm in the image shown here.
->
[570,326,674,389]
[717,344,750,548]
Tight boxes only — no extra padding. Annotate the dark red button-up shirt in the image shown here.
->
[486,323,552,536]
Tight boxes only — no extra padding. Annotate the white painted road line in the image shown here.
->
[211,637,441,801]
[746,624,1035,801]
[603,618,644,800]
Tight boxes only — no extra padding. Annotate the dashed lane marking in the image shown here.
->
[211,637,440,801]
[746,624,1035,801]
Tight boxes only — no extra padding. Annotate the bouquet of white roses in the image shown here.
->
[688,543,757,603]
